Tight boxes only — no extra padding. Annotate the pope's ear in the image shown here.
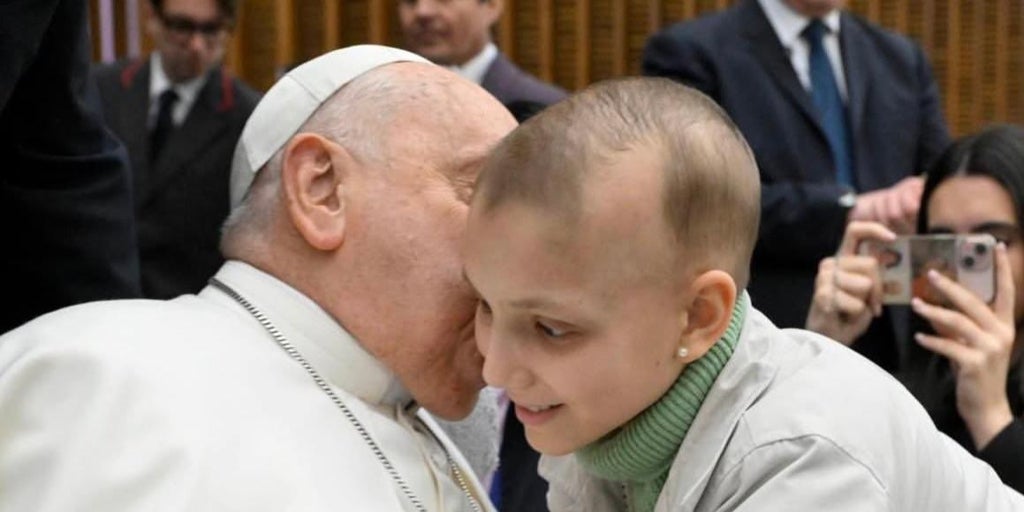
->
[676,270,737,363]
[280,133,348,251]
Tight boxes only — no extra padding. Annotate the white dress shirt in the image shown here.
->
[148,52,209,127]
[446,43,498,85]
[759,0,848,100]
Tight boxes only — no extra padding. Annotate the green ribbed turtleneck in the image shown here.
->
[576,293,748,512]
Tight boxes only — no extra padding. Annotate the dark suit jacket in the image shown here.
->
[93,59,259,299]
[643,0,950,367]
[0,0,141,333]
[482,52,567,107]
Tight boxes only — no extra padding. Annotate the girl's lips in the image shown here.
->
[514,402,564,426]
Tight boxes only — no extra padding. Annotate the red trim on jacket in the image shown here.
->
[121,57,236,111]
[119,59,146,89]
[217,69,235,112]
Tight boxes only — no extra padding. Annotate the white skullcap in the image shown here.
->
[229,44,431,207]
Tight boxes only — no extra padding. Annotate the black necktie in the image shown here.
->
[150,88,179,162]
[802,19,853,187]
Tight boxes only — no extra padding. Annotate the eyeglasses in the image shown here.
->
[158,12,231,44]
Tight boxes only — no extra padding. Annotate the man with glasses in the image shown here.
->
[93,0,260,300]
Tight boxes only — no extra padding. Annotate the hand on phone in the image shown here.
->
[848,176,924,234]
[806,221,895,345]
[911,243,1016,451]
[860,234,996,305]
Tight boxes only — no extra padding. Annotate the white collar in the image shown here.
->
[205,261,413,408]
[445,43,498,85]
[759,0,842,50]
[149,52,209,108]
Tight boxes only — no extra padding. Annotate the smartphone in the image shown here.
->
[857,234,996,305]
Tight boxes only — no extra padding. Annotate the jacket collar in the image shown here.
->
[134,57,238,204]
[539,298,781,510]
[758,0,841,51]
[148,53,209,126]
[446,43,498,85]
[660,307,779,508]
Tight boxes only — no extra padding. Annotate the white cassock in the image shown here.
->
[0,261,492,512]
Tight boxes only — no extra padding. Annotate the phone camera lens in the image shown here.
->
[974,243,988,256]
[962,255,976,269]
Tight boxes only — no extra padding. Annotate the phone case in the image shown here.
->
[857,234,996,305]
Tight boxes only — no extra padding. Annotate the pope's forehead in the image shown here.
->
[391,87,513,146]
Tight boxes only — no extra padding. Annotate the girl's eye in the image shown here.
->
[537,322,568,338]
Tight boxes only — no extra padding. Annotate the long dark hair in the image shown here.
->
[906,125,1024,442]
[918,124,1024,235]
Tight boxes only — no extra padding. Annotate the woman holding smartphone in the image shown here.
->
[807,124,1024,492]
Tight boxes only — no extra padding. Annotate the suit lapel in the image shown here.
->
[739,0,825,139]
[480,54,513,98]
[144,68,230,205]
[119,60,153,204]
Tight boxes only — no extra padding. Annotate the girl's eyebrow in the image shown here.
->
[971,221,1018,233]
[927,221,1018,233]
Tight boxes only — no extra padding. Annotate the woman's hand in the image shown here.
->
[806,222,894,345]
[912,243,1016,450]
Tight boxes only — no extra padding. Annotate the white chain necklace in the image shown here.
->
[209,277,483,512]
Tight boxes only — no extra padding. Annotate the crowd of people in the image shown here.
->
[0,0,1021,510]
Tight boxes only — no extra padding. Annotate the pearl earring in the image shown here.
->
[677,346,689,359]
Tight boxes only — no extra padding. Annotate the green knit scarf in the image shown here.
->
[576,292,748,512]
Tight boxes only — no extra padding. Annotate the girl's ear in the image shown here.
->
[675,270,737,363]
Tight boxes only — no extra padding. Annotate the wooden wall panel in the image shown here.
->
[512,0,543,78]
[90,0,1024,136]
[295,1,327,65]
[552,0,580,88]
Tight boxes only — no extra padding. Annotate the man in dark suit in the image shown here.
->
[643,0,950,371]
[0,0,141,333]
[398,0,566,107]
[93,0,259,299]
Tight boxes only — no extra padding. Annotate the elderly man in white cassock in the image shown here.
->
[0,45,515,511]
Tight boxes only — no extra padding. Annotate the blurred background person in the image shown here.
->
[807,125,1024,492]
[398,0,566,109]
[0,0,141,334]
[92,0,259,299]
[643,0,951,373]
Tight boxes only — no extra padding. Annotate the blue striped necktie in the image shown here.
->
[802,19,854,187]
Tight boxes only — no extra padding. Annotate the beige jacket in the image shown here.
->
[541,308,1024,511]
